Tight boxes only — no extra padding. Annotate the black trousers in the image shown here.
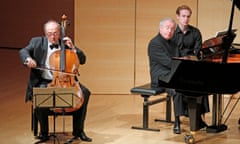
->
[172,91,210,117]
[35,81,91,136]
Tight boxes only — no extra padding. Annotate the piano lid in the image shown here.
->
[200,29,237,60]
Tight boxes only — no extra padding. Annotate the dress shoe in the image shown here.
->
[74,131,92,142]
[35,134,43,140]
[35,134,49,140]
[34,135,49,144]
[173,120,181,134]
[173,116,181,134]
[199,119,208,130]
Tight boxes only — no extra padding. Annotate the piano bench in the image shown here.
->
[130,83,173,132]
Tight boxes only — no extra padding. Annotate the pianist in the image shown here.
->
[148,17,180,131]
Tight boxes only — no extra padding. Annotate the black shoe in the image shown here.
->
[35,134,49,139]
[74,131,92,142]
[173,120,181,134]
[35,134,44,140]
[199,119,208,130]
[34,135,49,144]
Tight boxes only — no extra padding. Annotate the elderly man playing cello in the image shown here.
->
[19,20,92,143]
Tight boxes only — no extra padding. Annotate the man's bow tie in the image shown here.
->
[50,44,59,49]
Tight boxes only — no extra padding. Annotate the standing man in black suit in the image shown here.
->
[171,5,209,134]
[19,20,92,143]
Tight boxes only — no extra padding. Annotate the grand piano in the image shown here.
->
[159,53,240,129]
[158,1,240,143]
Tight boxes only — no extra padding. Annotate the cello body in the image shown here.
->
[48,48,84,113]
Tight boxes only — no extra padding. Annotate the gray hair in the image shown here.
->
[159,17,176,27]
[43,20,61,32]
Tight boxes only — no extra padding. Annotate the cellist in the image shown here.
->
[19,20,92,143]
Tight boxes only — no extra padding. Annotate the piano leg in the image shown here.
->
[186,95,203,131]
[206,94,227,133]
[183,95,203,144]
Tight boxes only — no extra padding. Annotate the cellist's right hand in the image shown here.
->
[24,57,37,68]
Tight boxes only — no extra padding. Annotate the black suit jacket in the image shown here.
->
[148,33,179,89]
[19,36,87,102]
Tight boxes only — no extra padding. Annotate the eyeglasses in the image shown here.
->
[46,32,60,37]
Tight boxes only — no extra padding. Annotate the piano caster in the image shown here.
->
[184,131,196,144]
[184,134,195,144]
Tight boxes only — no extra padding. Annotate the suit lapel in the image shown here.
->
[40,37,49,66]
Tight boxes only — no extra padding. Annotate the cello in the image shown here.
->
[47,14,84,113]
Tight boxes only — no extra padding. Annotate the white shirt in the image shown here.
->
[41,43,60,80]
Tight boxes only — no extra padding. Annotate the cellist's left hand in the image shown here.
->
[63,36,75,49]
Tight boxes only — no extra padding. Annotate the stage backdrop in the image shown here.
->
[0,0,74,49]
[1,0,239,94]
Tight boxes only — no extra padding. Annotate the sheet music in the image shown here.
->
[215,28,237,37]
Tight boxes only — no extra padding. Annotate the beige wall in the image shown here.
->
[198,0,240,42]
[75,0,239,94]
[75,0,136,94]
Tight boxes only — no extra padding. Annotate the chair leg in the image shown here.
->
[131,95,160,132]
[32,106,38,136]
[154,95,174,123]
[166,95,172,122]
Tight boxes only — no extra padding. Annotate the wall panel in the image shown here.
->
[0,0,74,49]
[198,0,240,42]
[75,0,136,94]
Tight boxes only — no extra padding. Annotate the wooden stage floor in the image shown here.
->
[1,48,240,144]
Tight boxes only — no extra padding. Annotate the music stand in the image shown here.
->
[33,87,76,144]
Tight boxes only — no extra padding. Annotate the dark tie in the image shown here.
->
[50,44,59,49]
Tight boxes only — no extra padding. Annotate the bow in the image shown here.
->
[50,44,59,49]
